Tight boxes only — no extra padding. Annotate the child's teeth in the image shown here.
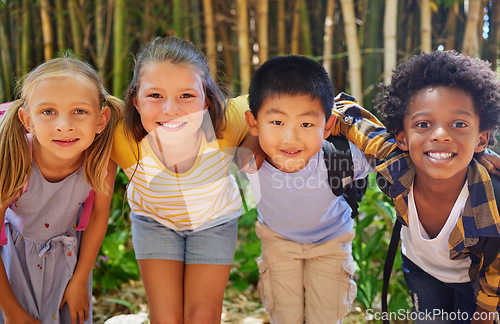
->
[428,152,453,159]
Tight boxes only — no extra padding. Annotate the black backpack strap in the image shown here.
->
[382,218,403,324]
[322,136,361,217]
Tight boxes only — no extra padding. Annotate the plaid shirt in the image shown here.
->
[332,93,500,313]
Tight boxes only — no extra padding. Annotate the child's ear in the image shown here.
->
[323,115,336,139]
[474,130,490,153]
[202,97,210,115]
[245,110,259,136]
[97,106,111,134]
[18,107,34,134]
[133,97,139,112]
[395,131,409,151]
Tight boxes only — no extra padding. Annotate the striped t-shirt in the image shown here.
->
[111,96,250,231]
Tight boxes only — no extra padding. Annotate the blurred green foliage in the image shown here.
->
[93,169,139,295]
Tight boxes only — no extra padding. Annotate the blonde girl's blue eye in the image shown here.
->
[41,109,55,116]
[75,109,86,114]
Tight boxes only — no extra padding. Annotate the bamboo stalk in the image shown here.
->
[323,0,335,77]
[68,0,83,55]
[256,0,269,64]
[202,0,217,78]
[420,0,432,52]
[339,0,363,105]
[236,0,251,93]
[113,0,125,96]
[277,0,285,55]
[39,0,53,60]
[384,0,397,84]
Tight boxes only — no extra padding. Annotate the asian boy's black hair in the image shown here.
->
[248,55,335,121]
[375,50,500,144]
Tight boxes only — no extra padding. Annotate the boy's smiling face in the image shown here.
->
[396,86,490,183]
[245,94,335,173]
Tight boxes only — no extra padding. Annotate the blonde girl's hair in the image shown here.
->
[0,57,123,206]
[124,36,228,143]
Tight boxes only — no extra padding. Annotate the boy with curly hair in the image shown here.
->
[372,50,500,323]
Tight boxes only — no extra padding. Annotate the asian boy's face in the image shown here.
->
[245,94,335,173]
[395,86,490,183]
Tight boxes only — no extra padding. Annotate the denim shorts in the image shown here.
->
[131,213,238,265]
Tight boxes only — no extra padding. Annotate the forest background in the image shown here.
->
[0,0,499,323]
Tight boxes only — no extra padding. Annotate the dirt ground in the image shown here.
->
[92,280,370,324]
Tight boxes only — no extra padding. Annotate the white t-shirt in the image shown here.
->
[247,141,373,244]
[401,182,471,283]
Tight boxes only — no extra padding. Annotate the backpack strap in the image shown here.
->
[75,190,95,231]
[381,218,402,324]
[322,136,361,217]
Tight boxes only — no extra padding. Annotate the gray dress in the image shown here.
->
[0,162,92,323]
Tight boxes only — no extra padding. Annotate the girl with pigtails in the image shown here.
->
[0,57,122,324]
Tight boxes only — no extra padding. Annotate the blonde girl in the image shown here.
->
[0,57,122,324]
[111,36,249,323]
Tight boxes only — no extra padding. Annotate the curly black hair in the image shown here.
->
[375,50,500,144]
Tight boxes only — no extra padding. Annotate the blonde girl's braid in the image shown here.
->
[0,100,32,207]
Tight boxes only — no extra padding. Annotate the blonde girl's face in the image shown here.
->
[133,61,209,144]
[19,77,110,164]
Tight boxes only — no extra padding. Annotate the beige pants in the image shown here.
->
[255,221,356,324]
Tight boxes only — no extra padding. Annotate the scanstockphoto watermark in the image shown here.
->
[365,309,500,322]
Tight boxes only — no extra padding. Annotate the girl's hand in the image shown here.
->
[477,150,500,177]
[60,277,89,324]
[5,312,41,324]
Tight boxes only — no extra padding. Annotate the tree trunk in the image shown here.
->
[384,0,397,84]
[95,0,105,78]
[277,0,286,55]
[445,0,458,50]
[299,0,312,56]
[173,0,183,37]
[202,0,217,78]
[21,0,31,75]
[323,0,336,77]
[256,0,269,64]
[55,0,65,51]
[462,0,482,57]
[363,0,383,108]
[68,0,82,55]
[190,0,202,45]
[291,0,301,54]
[340,0,363,105]
[420,0,432,52]
[487,0,500,69]
[0,11,12,100]
[113,0,125,97]
[236,0,251,94]
[39,0,53,61]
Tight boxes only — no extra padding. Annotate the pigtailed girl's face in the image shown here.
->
[19,77,110,166]
[133,61,209,146]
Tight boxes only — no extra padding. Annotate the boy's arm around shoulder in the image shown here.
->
[60,160,117,323]
[330,93,397,162]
